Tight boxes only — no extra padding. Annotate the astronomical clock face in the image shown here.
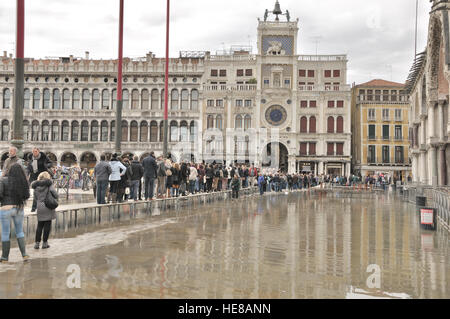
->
[265,105,287,126]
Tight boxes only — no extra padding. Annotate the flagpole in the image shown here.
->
[114,0,124,155]
[163,0,170,158]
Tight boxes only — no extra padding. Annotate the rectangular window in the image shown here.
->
[383,125,390,140]
[383,90,389,101]
[207,100,214,107]
[264,79,270,87]
[237,69,244,76]
[395,109,402,121]
[235,99,243,107]
[300,143,307,156]
[299,70,306,77]
[244,100,252,107]
[383,109,390,121]
[327,143,334,156]
[219,70,227,77]
[391,90,397,101]
[328,101,335,108]
[375,90,381,101]
[325,82,331,90]
[210,69,218,77]
[301,101,308,108]
[368,108,376,121]
[395,125,402,140]
[216,99,223,107]
[368,125,376,140]
[367,90,373,101]
[309,101,317,108]
[368,145,376,163]
[324,70,331,78]
[284,78,291,87]
[245,69,253,76]
[337,100,344,108]
[333,70,341,77]
[395,146,404,163]
[382,146,390,163]
[336,143,344,155]
[309,142,316,155]
[308,70,315,77]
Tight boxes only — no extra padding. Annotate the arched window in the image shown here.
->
[215,115,223,130]
[43,88,50,109]
[171,89,179,110]
[161,89,165,109]
[300,116,308,133]
[92,89,100,110]
[82,89,90,109]
[159,121,164,142]
[1,120,9,141]
[112,89,117,110]
[180,121,188,141]
[62,89,70,109]
[150,121,158,142]
[41,120,49,141]
[91,120,99,141]
[151,89,159,110]
[207,115,214,129]
[337,116,344,133]
[122,89,129,108]
[131,89,139,109]
[53,89,60,109]
[121,120,128,142]
[110,120,115,141]
[327,116,335,133]
[102,89,109,109]
[189,121,197,142]
[81,121,89,141]
[51,120,59,141]
[244,115,251,130]
[3,89,10,109]
[235,115,243,129]
[61,121,69,141]
[33,89,40,109]
[309,116,316,133]
[141,89,149,109]
[71,121,79,141]
[23,120,30,141]
[181,89,189,110]
[31,120,39,141]
[140,121,148,142]
[100,121,108,141]
[191,89,198,110]
[130,121,138,142]
[170,121,178,142]
[72,89,80,109]
[24,89,30,109]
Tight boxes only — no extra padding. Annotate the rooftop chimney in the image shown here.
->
[70,55,73,62]
[85,51,90,60]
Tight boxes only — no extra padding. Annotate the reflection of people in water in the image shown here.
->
[102,255,123,298]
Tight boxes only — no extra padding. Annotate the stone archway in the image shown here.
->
[80,152,97,169]
[60,152,77,167]
[262,142,289,172]
[46,152,57,163]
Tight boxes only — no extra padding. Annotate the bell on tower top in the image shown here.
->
[263,1,290,22]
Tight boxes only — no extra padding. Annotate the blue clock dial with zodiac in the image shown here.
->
[265,105,287,126]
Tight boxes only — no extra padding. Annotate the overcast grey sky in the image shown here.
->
[0,0,431,85]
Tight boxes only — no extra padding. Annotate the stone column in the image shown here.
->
[439,102,445,141]
[420,150,427,184]
[430,146,438,186]
[288,155,295,174]
[439,145,447,186]
[318,161,324,175]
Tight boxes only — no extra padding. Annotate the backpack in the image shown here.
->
[127,164,134,178]
[44,187,58,210]
[215,169,221,178]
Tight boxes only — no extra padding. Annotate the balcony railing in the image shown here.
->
[358,95,408,103]
[298,84,351,92]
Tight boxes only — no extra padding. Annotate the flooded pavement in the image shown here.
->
[0,190,449,299]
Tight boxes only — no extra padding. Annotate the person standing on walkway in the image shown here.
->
[231,174,241,199]
[0,163,31,262]
[257,173,266,195]
[28,147,53,213]
[127,156,144,201]
[94,155,112,204]
[142,152,158,201]
[31,171,58,250]
[156,156,167,199]
[1,146,24,177]
[108,154,126,203]
[188,164,198,195]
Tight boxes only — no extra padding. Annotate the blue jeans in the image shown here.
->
[144,177,156,200]
[189,180,196,194]
[0,207,25,241]
[259,185,264,195]
[130,180,140,200]
[96,180,108,204]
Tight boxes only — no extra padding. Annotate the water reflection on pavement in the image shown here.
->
[0,191,448,299]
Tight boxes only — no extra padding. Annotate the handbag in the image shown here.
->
[166,169,172,176]
[44,186,59,210]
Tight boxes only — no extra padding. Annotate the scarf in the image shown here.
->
[32,153,41,173]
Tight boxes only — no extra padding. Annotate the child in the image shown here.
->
[231,174,240,199]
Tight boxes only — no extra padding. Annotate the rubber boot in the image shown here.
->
[17,237,29,261]
[34,242,40,249]
[42,242,50,249]
[1,241,10,262]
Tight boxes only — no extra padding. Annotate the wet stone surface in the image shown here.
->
[0,191,449,299]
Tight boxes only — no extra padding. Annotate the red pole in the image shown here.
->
[16,0,24,59]
[163,0,170,158]
[115,0,124,154]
